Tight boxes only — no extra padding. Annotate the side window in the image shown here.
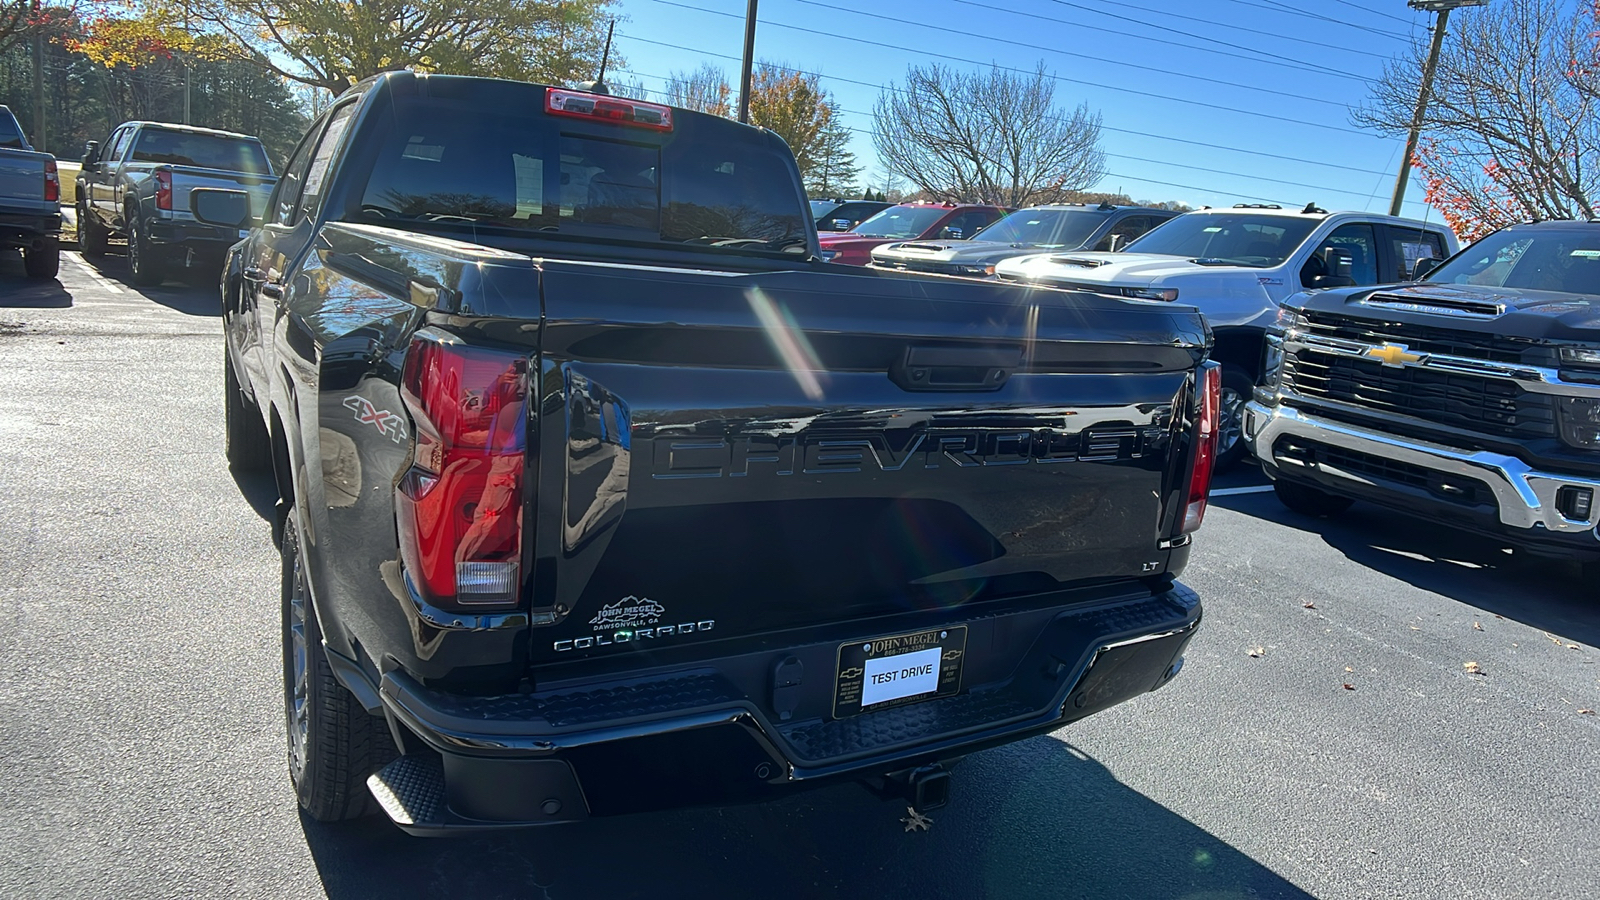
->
[105,127,132,163]
[1097,215,1153,250]
[1302,222,1378,287]
[944,211,990,238]
[269,121,324,226]
[1388,226,1448,279]
[295,104,356,223]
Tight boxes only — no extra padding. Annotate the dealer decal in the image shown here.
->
[555,595,715,652]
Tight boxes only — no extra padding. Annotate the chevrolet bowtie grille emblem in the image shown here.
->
[1364,343,1425,368]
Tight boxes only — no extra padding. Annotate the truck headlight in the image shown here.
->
[1127,287,1179,301]
[1558,396,1600,450]
[1560,347,1600,367]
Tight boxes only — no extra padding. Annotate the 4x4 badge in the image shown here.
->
[342,395,406,443]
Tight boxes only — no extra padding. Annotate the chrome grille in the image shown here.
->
[1300,311,1551,366]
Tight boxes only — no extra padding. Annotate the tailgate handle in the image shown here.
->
[892,344,1022,392]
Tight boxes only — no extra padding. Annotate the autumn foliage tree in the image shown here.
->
[171,0,618,94]
[1357,0,1600,241]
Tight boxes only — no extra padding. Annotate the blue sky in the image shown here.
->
[608,0,1460,216]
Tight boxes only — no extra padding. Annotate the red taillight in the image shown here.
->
[546,88,674,131]
[43,159,58,203]
[395,334,530,607]
[155,169,172,210]
[1181,363,1221,534]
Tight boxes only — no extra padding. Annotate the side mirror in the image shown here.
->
[941,227,964,240]
[1311,274,1358,289]
[831,218,852,231]
[191,188,258,231]
[82,140,99,167]
[1411,257,1439,280]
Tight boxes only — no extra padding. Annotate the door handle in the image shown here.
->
[261,283,284,301]
[243,266,266,281]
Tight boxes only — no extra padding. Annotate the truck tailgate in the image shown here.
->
[167,165,275,223]
[0,148,48,207]
[525,260,1207,665]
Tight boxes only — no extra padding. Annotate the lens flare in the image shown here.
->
[747,288,826,400]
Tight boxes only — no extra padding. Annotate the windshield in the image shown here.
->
[973,209,1108,248]
[0,107,25,150]
[810,200,841,218]
[130,129,272,174]
[853,206,949,239]
[1122,212,1320,267]
[351,90,808,254]
[1426,227,1600,295]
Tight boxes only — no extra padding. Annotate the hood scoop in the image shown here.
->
[894,242,951,252]
[1049,256,1105,268]
[1361,290,1505,318]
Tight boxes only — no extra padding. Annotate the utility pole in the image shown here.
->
[737,0,758,123]
[1388,0,1488,216]
[30,0,45,153]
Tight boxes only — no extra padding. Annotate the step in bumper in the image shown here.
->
[372,583,1201,835]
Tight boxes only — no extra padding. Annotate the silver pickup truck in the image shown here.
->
[0,105,62,279]
[76,121,276,286]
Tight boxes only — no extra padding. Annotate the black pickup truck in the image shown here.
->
[203,72,1217,836]
[1247,220,1600,580]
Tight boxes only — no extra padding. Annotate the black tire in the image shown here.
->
[78,201,108,257]
[23,237,59,279]
[1214,365,1255,474]
[282,511,396,821]
[1273,478,1354,518]
[224,351,273,472]
[127,210,164,287]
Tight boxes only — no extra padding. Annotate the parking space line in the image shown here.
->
[1210,485,1275,496]
[69,253,123,294]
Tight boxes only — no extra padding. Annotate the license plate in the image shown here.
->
[833,626,967,718]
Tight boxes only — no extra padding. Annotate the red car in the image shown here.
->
[817,202,1008,265]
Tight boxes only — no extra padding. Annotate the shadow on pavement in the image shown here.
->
[0,253,71,307]
[1213,490,1599,647]
[299,737,1314,900]
[78,252,222,317]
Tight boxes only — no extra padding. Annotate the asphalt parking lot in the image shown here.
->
[1,247,1596,900]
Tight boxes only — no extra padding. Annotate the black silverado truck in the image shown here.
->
[1247,220,1600,580]
[205,73,1217,835]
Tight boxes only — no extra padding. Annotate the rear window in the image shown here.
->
[0,108,24,150]
[352,96,809,253]
[130,128,272,174]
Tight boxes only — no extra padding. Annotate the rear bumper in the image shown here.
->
[146,217,241,250]
[370,582,1201,835]
[0,209,61,247]
[1246,400,1600,557]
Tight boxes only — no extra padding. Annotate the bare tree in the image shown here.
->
[1355,0,1599,240]
[872,62,1105,207]
[664,63,731,116]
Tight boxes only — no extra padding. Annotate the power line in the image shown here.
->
[1220,0,1410,40]
[1042,0,1375,82]
[789,0,1349,108]
[1093,0,1394,61]
[615,67,1424,210]
[646,1,1378,136]
[614,35,1398,178]
[1326,0,1419,25]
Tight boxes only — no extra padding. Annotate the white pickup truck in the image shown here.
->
[995,204,1459,467]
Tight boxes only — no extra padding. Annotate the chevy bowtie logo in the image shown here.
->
[1364,343,1426,368]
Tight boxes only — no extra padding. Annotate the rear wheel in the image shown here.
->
[127,211,164,286]
[282,511,396,821]
[78,202,107,257]
[22,237,59,279]
[1272,478,1354,518]
[1215,365,1255,473]
[224,351,272,472]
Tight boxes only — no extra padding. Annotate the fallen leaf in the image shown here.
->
[1567,643,1581,650]
[1579,709,1595,716]
[1409,626,1420,631]
[1302,601,1317,609]
[1495,614,1504,619]
[1543,631,1565,647]
[1473,621,1483,631]
[1464,661,1483,675]
[1345,666,1354,673]
[1248,646,1265,658]
[1342,683,1356,691]
[901,807,933,832]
